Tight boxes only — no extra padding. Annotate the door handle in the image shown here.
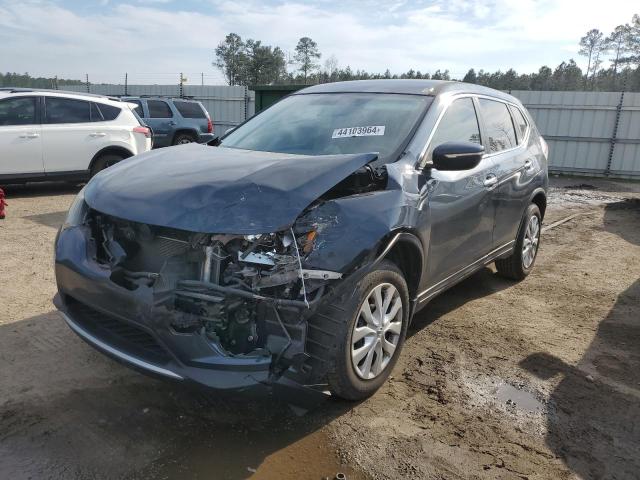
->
[524,159,533,171]
[19,132,39,139]
[90,132,107,137]
[484,174,498,189]
[169,121,177,126]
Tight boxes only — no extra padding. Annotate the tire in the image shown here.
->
[172,133,197,145]
[495,203,542,280]
[90,153,125,177]
[307,260,410,401]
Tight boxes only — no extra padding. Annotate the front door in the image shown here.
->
[423,96,496,287]
[0,96,44,176]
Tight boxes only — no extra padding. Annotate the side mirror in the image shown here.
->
[431,142,485,171]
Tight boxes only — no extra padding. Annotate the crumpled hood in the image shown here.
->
[84,144,377,234]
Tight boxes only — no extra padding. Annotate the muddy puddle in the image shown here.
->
[494,382,545,414]
[136,427,365,480]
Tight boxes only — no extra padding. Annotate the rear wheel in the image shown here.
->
[90,153,125,177]
[173,133,196,145]
[495,203,542,280]
[321,260,409,401]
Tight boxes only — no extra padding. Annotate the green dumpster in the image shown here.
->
[250,85,307,113]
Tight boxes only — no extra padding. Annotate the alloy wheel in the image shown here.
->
[351,282,403,380]
[522,214,540,269]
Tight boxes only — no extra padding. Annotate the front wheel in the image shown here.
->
[495,203,542,280]
[327,260,410,401]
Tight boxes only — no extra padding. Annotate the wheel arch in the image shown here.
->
[529,188,547,220]
[172,128,199,144]
[89,146,135,172]
[372,231,424,301]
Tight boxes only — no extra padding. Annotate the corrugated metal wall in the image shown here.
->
[64,84,255,134]
[511,90,640,178]
[62,85,639,178]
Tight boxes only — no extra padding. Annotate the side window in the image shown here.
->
[510,106,529,144]
[429,97,481,158]
[478,99,517,153]
[0,97,37,126]
[129,100,144,116]
[174,100,207,119]
[96,103,121,121]
[45,97,91,124]
[90,103,103,122]
[147,100,173,118]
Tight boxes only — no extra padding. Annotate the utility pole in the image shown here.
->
[179,72,186,98]
[201,72,204,86]
[85,74,90,93]
[124,73,128,96]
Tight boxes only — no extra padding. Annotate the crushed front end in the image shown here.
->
[54,202,343,391]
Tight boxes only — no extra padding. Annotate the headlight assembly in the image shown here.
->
[63,187,88,228]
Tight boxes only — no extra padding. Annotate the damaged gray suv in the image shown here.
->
[54,80,548,400]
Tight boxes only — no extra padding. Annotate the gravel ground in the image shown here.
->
[0,176,639,480]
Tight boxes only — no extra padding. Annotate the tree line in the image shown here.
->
[0,72,83,89]
[214,13,640,91]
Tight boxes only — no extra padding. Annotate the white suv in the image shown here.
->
[0,88,152,183]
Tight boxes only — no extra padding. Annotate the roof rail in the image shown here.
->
[121,94,196,100]
[0,87,122,102]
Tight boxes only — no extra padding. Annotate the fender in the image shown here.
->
[372,230,424,272]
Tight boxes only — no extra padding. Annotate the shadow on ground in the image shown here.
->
[1,181,82,199]
[409,266,514,337]
[521,199,640,479]
[23,210,68,229]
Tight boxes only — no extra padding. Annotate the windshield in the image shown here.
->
[221,93,432,163]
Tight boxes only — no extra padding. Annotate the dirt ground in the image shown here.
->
[0,176,639,480]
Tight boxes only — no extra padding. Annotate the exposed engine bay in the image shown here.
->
[87,208,343,365]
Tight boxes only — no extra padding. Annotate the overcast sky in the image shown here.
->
[1,0,637,84]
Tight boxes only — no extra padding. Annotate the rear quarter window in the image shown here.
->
[510,106,529,143]
[96,103,121,121]
[174,100,207,119]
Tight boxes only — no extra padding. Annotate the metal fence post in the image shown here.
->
[244,85,249,121]
[606,74,627,176]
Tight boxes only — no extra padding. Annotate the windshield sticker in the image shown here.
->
[332,126,385,138]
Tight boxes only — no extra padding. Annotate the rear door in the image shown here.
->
[476,98,534,249]
[423,96,496,286]
[41,96,109,173]
[145,100,175,147]
[0,96,44,175]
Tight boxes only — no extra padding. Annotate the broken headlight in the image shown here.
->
[63,187,88,228]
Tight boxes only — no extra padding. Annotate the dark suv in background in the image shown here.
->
[122,96,214,148]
